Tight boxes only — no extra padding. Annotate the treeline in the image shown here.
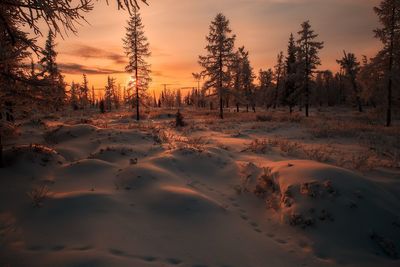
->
[197,1,399,126]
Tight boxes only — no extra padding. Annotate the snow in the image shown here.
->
[0,108,399,267]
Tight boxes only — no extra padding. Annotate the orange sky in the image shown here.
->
[36,0,382,96]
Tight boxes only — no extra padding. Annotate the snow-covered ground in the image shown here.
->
[1,107,399,267]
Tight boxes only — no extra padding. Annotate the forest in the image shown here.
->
[0,1,399,267]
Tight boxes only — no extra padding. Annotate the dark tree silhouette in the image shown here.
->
[273,51,285,109]
[284,33,298,114]
[297,21,324,117]
[337,51,363,112]
[199,13,236,119]
[123,8,151,121]
[374,0,400,127]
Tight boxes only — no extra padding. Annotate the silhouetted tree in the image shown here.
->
[105,76,116,111]
[297,21,324,117]
[123,8,151,120]
[337,51,363,112]
[374,0,400,127]
[80,74,89,109]
[199,13,236,119]
[273,51,285,109]
[284,33,298,113]
[38,31,66,109]
[258,69,274,109]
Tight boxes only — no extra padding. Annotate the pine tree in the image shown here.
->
[284,33,298,113]
[374,0,400,127]
[198,13,236,119]
[70,81,79,110]
[80,74,89,109]
[297,21,324,117]
[337,51,363,112]
[91,85,96,107]
[273,51,285,109]
[105,76,116,111]
[38,31,66,109]
[123,7,151,121]
[258,69,274,109]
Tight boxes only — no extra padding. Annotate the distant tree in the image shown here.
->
[273,51,285,109]
[99,99,105,114]
[258,69,274,109]
[91,85,96,107]
[359,56,384,108]
[69,82,79,110]
[283,33,298,113]
[374,0,400,127]
[38,31,66,109]
[176,89,182,107]
[198,13,236,119]
[80,74,90,109]
[297,21,324,117]
[105,76,116,111]
[123,8,151,120]
[337,51,363,112]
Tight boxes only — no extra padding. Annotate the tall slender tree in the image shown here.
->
[273,51,285,109]
[284,33,298,113]
[80,74,89,108]
[198,13,236,119]
[123,7,151,120]
[297,21,324,117]
[38,31,66,109]
[374,0,400,127]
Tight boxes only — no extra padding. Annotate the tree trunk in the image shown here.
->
[386,5,395,127]
[219,96,223,119]
[305,78,309,117]
[236,103,239,112]
[246,104,249,112]
[0,132,3,168]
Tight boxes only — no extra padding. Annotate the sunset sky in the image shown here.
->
[39,0,382,96]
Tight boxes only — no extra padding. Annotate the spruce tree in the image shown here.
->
[297,21,324,117]
[39,31,66,109]
[258,69,274,109]
[91,85,96,107]
[105,76,116,111]
[273,51,285,109]
[123,7,151,121]
[198,13,236,119]
[284,33,298,114]
[337,51,363,112]
[374,0,400,127]
[80,74,89,109]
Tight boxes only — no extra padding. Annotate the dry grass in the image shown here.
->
[242,139,271,154]
[27,185,51,207]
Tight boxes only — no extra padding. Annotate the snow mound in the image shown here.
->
[45,124,98,144]
[4,144,65,166]
[146,185,225,217]
[245,160,400,260]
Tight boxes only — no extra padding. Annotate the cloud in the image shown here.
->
[62,44,128,65]
[59,63,125,75]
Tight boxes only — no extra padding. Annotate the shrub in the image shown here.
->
[27,185,51,207]
[175,110,186,127]
[243,139,271,154]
